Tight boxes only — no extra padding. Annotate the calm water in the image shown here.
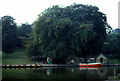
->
[2,66,120,80]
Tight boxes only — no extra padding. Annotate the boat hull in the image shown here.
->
[79,63,102,67]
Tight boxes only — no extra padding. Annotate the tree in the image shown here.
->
[2,16,17,57]
[25,4,110,63]
[103,29,120,58]
[17,23,32,47]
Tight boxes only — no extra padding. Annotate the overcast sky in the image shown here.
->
[0,0,119,29]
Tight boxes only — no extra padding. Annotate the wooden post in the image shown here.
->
[114,68,116,79]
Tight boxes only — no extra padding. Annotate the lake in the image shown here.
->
[2,66,120,80]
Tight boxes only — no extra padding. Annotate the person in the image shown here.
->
[35,62,37,65]
[71,59,74,64]
[45,61,47,64]
[87,60,90,63]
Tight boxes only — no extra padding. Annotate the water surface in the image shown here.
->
[2,66,120,80]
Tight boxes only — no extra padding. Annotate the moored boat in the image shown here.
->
[79,63,102,67]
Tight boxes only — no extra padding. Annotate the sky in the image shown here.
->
[0,0,119,29]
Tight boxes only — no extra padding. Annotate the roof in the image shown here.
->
[97,54,107,59]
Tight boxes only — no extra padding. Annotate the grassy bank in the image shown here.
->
[2,48,27,57]
[108,58,120,64]
[2,48,120,65]
[2,48,35,65]
[3,57,35,65]
[110,74,120,80]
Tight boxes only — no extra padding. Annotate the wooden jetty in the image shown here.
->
[1,64,120,68]
[2,64,77,68]
[41,64,77,67]
[2,64,42,68]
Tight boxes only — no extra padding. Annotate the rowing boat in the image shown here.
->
[79,63,102,67]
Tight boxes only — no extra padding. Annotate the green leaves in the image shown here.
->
[2,16,17,54]
[25,4,109,62]
[17,24,32,47]
[103,30,120,57]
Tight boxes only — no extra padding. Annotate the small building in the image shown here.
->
[96,54,107,64]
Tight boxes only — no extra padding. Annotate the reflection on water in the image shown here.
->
[2,66,120,80]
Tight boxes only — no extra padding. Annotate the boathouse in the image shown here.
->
[96,54,107,64]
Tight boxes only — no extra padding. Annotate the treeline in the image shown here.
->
[1,4,120,63]
[103,29,120,58]
[2,16,32,57]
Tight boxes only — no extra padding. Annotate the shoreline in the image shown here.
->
[1,64,120,68]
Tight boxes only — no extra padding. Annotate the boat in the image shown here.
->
[79,63,102,67]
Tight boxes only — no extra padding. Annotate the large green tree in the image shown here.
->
[2,16,17,57]
[17,23,32,47]
[25,4,110,63]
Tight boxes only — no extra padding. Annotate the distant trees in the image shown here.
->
[2,16,18,56]
[103,29,120,58]
[2,15,33,57]
[17,24,32,47]
[24,4,111,63]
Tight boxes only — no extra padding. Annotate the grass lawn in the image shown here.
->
[110,74,120,80]
[2,48,28,57]
[108,58,120,64]
[2,57,35,65]
[2,48,35,65]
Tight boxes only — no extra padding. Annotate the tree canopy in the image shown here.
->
[2,16,17,55]
[25,4,111,62]
[103,29,120,58]
[17,23,32,47]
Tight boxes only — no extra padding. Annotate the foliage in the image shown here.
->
[2,16,18,55]
[17,23,32,47]
[103,30,120,58]
[25,4,110,62]
[107,58,120,64]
